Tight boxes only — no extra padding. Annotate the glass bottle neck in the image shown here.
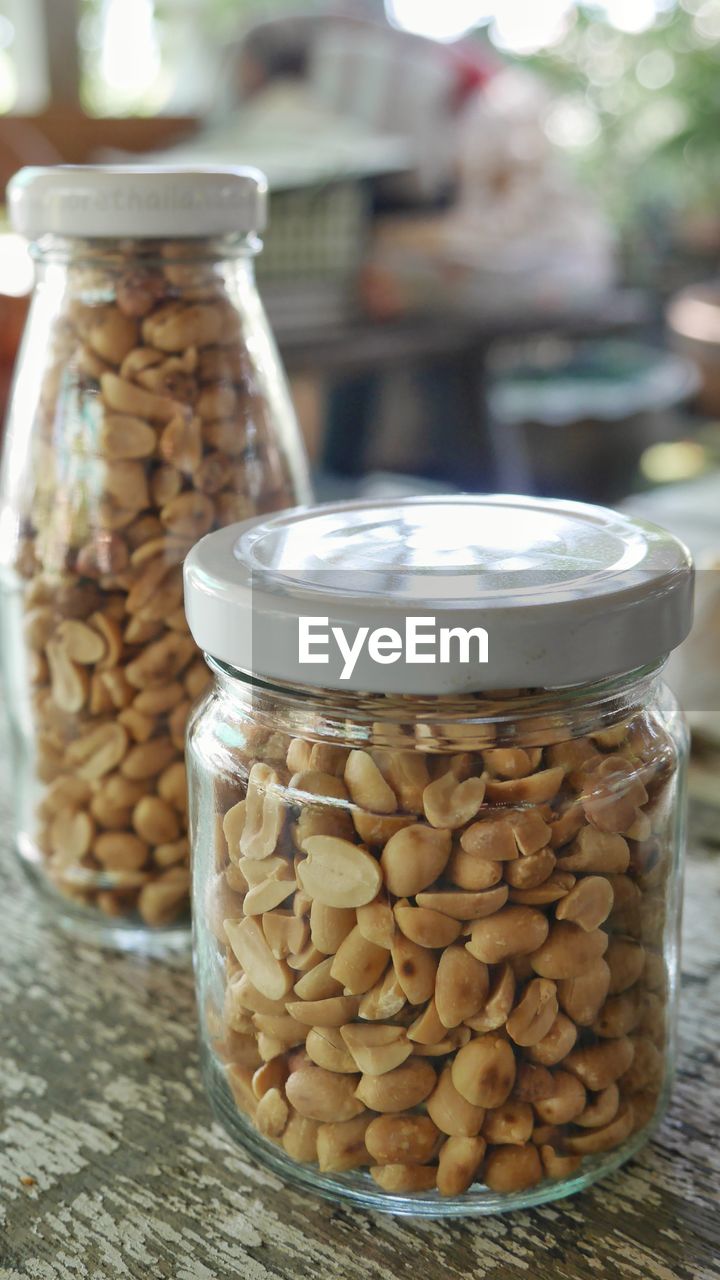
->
[30,231,261,267]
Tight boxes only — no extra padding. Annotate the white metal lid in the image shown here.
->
[183,495,695,694]
[7,165,267,240]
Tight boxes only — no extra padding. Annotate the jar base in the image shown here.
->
[203,1046,666,1218]
[16,841,190,958]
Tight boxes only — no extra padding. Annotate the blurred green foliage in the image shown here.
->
[518,2,720,239]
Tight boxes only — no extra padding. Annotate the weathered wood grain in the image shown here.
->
[0,762,718,1280]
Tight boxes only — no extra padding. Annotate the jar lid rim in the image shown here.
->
[7,165,267,240]
[183,494,695,695]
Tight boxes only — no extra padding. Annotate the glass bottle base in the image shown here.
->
[17,844,190,958]
[202,1046,666,1218]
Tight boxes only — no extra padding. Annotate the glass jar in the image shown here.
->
[0,166,311,949]
[184,496,693,1215]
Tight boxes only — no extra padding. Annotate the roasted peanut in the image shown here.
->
[506,979,558,1047]
[437,1135,486,1196]
[344,750,397,813]
[340,1024,412,1076]
[605,937,646,994]
[460,817,517,861]
[484,1144,542,1192]
[306,1027,357,1074]
[435,947,489,1029]
[555,875,614,931]
[483,1101,534,1146]
[527,1013,578,1067]
[574,1083,619,1129]
[446,845,504,890]
[533,1071,586,1125]
[391,933,438,1005]
[557,827,630,874]
[310,901,356,955]
[530,922,608,979]
[565,1037,635,1090]
[330,926,388,995]
[225,917,293,1001]
[426,1066,486,1137]
[282,1113,319,1162]
[394,902,461,949]
[381,825,451,897]
[138,867,189,926]
[300,836,382,908]
[365,1114,440,1165]
[356,891,395,949]
[557,958,611,1026]
[565,1103,635,1154]
[540,1146,582,1180]
[316,1114,372,1172]
[415,888,505,920]
[451,1035,516,1109]
[465,962,515,1033]
[285,996,358,1028]
[369,1164,437,1193]
[466,907,549,964]
[285,1064,364,1123]
[422,771,486,829]
[355,1058,436,1113]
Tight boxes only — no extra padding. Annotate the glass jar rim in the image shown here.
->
[205,654,669,752]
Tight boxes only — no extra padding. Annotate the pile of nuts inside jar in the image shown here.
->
[207,712,672,1197]
[15,243,296,926]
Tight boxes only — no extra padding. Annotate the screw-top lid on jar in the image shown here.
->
[7,165,267,240]
[183,495,695,695]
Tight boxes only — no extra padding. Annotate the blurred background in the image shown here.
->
[1,0,720,502]
[0,0,719,499]
[0,0,718,800]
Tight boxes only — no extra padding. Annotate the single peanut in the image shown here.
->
[394,902,461,949]
[305,1027,357,1074]
[422,771,486,829]
[506,979,558,1047]
[426,1065,486,1137]
[316,1114,372,1173]
[299,836,382,908]
[435,947,489,1029]
[483,1144,542,1192]
[224,917,293,1001]
[530,922,608,979]
[483,1101,534,1146]
[340,1024,412,1076]
[437,1136,486,1196]
[391,933,438,1005]
[527,1013,578,1067]
[285,1064,364,1123]
[381,825,451,897]
[533,1071,586,1125]
[564,1037,635,1090]
[451,1036,516,1109]
[355,1058,436,1113]
[365,1114,440,1165]
[330,926,388,995]
[557,959,611,1026]
[466,907,549,964]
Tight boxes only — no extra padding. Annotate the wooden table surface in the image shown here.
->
[1,762,719,1280]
